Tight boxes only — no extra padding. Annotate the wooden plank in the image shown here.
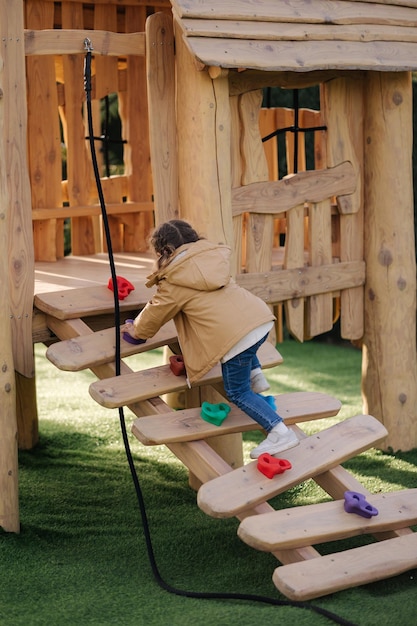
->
[230,95,244,275]
[93,5,119,100]
[229,69,355,96]
[180,20,417,43]
[89,341,283,408]
[166,437,322,564]
[239,90,273,275]
[26,0,63,262]
[197,414,388,518]
[132,392,341,444]
[269,433,414,543]
[24,29,146,57]
[61,2,99,255]
[238,489,417,551]
[231,162,356,216]
[273,532,417,600]
[32,201,153,220]
[146,12,178,225]
[34,281,153,319]
[306,198,334,336]
[118,5,154,252]
[184,38,417,72]
[322,77,365,341]
[45,0,170,5]
[46,320,177,371]
[237,260,365,302]
[172,0,417,25]
[283,204,305,341]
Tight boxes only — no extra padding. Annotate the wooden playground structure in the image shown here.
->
[1,0,417,600]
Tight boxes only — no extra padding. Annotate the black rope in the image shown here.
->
[83,40,358,626]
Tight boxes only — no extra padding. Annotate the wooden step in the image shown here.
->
[197,414,388,518]
[46,320,178,371]
[34,281,154,320]
[272,531,417,601]
[89,340,283,408]
[238,488,417,551]
[131,392,342,445]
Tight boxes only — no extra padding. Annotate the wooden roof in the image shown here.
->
[171,0,417,72]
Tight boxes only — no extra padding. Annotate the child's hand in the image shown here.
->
[121,320,146,345]
[120,321,135,336]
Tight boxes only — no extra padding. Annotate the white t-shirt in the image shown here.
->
[221,321,274,363]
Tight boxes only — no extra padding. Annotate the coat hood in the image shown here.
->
[146,239,232,291]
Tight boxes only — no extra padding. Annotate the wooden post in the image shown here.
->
[146,11,178,226]
[363,71,417,451]
[174,17,233,245]
[4,0,37,451]
[0,0,22,532]
[174,19,242,468]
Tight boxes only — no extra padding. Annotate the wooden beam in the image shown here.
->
[187,38,417,73]
[24,29,145,57]
[231,162,356,216]
[237,260,365,303]
[180,20,417,44]
[172,0,417,24]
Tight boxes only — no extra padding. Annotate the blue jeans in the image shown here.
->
[221,334,282,433]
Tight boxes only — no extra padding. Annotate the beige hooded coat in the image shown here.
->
[133,239,275,384]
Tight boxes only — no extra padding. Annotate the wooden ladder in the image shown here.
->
[39,286,417,601]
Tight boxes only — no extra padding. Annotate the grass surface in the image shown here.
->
[1,340,416,626]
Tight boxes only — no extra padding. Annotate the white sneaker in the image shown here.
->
[250,371,270,394]
[250,428,299,459]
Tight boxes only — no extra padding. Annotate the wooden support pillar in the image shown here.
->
[0,0,27,532]
[363,71,417,452]
[174,20,242,468]
[174,17,233,245]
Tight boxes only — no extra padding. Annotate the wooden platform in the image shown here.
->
[34,252,155,342]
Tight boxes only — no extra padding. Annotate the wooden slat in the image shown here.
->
[132,392,342,444]
[26,0,63,262]
[32,201,154,221]
[306,198,334,336]
[273,532,417,600]
[172,0,417,25]
[94,6,119,100]
[237,260,365,302]
[238,489,417,551]
[197,414,388,518]
[232,162,356,216]
[180,20,417,43]
[46,320,177,371]
[34,281,153,319]
[323,77,365,340]
[184,38,417,72]
[24,29,146,57]
[118,4,154,252]
[283,204,305,341]
[89,341,283,408]
[239,90,273,275]
[61,2,99,256]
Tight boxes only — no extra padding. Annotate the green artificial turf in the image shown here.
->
[1,340,416,626]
